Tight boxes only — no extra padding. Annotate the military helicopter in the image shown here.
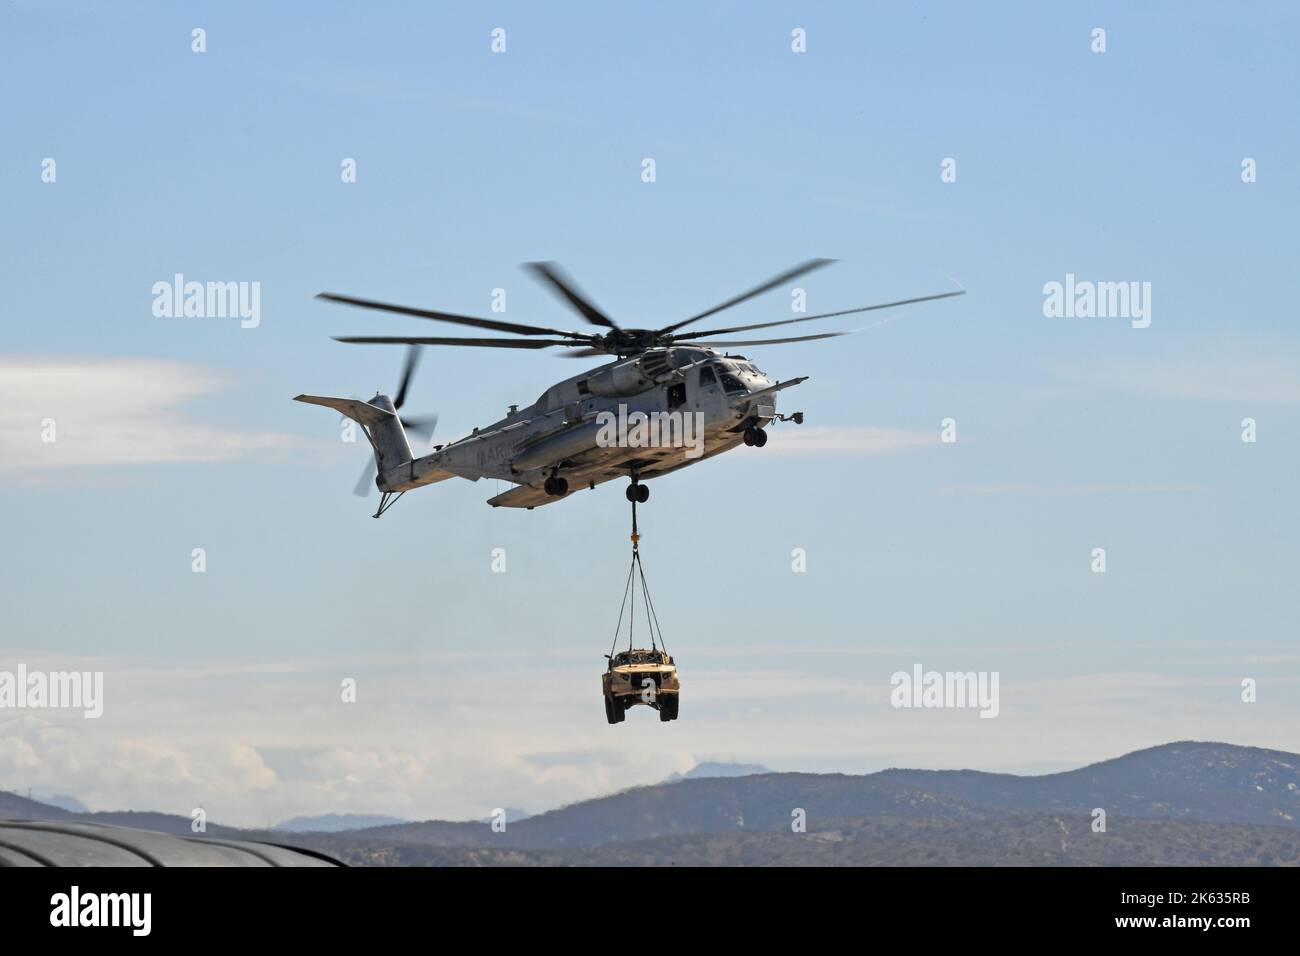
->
[295,259,962,515]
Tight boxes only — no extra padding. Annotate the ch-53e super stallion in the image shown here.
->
[295,259,962,516]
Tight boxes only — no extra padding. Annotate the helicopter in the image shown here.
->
[294,259,963,515]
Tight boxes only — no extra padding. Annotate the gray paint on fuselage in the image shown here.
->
[379,348,793,499]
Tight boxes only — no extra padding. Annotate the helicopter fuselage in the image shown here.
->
[302,260,961,511]
[379,346,804,508]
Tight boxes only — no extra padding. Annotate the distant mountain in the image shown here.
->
[272,813,1300,867]
[477,808,530,825]
[276,813,409,833]
[364,773,989,849]
[32,792,89,814]
[667,762,772,782]
[0,793,241,838]
[347,741,1300,852]
[0,790,72,821]
[876,741,1300,829]
[7,741,1298,866]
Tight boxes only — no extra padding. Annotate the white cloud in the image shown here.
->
[0,354,307,479]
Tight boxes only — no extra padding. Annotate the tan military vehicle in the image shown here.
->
[603,648,680,723]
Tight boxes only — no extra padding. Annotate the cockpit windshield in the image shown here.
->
[717,370,747,395]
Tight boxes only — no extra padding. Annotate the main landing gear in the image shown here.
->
[625,478,649,503]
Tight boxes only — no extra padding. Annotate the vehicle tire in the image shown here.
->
[604,695,617,725]
[752,428,768,448]
[612,698,626,723]
[662,694,679,721]
[636,483,649,503]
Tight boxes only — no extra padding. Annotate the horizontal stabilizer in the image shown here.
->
[293,394,396,427]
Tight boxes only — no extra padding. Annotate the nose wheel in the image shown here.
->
[544,475,569,496]
[625,480,649,503]
[743,426,768,447]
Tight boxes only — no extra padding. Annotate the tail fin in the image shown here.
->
[294,394,413,478]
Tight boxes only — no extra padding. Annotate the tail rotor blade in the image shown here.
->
[353,460,377,497]
[400,413,439,441]
[393,345,422,410]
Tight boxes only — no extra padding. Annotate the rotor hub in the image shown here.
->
[599,329,664,356]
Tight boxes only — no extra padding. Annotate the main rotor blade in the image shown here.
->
[658,258,836,335]
[557,347,608,358]
[317,292,593,340]
[393,345,421,409]
[674,330,846,347]
[334,336,577,349]
[677,289,966,339]
[523,262,619,329]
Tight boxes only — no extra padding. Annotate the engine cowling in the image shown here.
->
[584,355,663,397]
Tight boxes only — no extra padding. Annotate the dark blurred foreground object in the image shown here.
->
[0,820,343,867]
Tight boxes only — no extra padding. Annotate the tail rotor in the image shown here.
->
[350,345,439,497]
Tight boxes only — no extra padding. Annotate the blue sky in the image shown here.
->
[1,2,1297,824]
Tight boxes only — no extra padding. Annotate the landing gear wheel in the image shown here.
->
[636,484,649,503]
[744,426,767,448]
[544,476,569,496]
[626,483,637,503]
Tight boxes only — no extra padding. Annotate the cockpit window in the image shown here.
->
[698,366,718,386]
[717,370,746,395]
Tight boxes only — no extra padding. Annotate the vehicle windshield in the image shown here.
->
[615,650,665,665]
